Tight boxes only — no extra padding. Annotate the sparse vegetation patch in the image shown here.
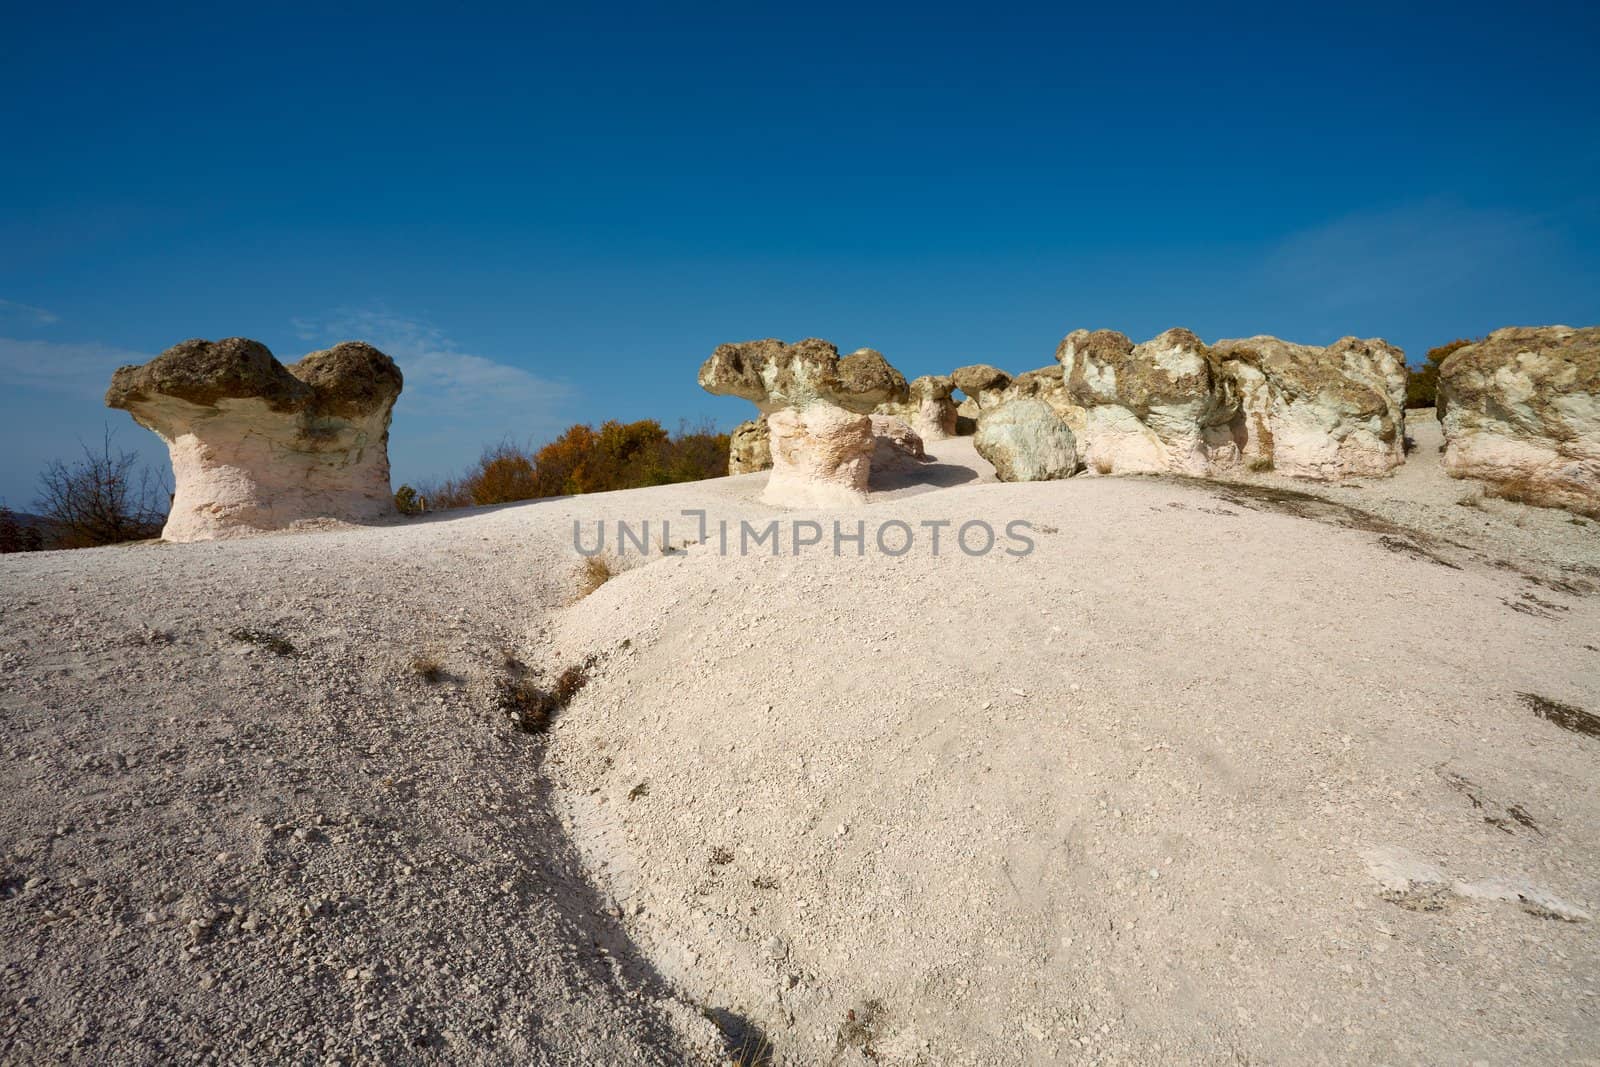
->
[836,998,886,1058]
[410,653,446,683]
[498,662,591,734]
[575,555,619,600]
[227,627,297,656]
[1519,692,1600,738]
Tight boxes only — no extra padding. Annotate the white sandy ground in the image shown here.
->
[2,410,1598,1065]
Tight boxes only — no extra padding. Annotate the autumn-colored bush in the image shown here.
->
[410,420,730,512]
[470,441,540,505]
[1405,338,1472,410]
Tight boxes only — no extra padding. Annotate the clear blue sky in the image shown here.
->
[3,1,1597,507]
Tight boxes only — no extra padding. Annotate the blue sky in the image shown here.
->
[3,1,1598,507]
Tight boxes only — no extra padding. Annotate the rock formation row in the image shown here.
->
[99,324,1598,541]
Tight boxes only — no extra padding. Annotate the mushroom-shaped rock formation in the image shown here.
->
[876,375,958,441]
[951,364,1014,411]
[1058,328,1238,476]
[1211,335,1407,479]
[700,339,910,508]
[1437,325,1600,516]
[106,337,402,542]
[727,417,773,475]
[973,397,1079,482]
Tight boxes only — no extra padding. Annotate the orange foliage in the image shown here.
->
[411,419,730,511]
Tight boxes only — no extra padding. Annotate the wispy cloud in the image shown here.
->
[293,307,572,418]
[0,299,61,327]
[291,307,576,482]
[1225,197,1600,360]
[293,308,571,421]
[1260,199,1563,312]
[0,337,151,394]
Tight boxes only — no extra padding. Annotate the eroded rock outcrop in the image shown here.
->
[877,375,957,441]
[1006,366,1088,460]
[952,364,1013,411]
[728,417,772,475]
[868,414,929,473]
[1057,328,1407,479]
[1058,328,1237,476]
[700,339,908,507]
[106,337,402,542]
[1437,326,1600,516]
[1211,336,1407,478]
[974,398,1078,482]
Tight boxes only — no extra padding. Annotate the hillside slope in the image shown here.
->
[2,419,1597,1065]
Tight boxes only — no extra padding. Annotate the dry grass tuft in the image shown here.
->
[410,653,446,684]
[1247,456,1275,473]
[497,662,591,734]
[837,999,886,1058]
[1092,456,1114,476]
[729,1033,774,1066]
[228,627,296,657]
[574,555,619,600]
[554,664,589,704]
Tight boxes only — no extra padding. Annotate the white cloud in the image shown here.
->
[0,337,151,394]
[0,299,61,326]
[293,307,572,419]
[291,308,576,483]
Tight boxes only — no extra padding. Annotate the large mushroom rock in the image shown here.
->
[1437,325,1600,515]
[106,337,402,543]
[700,338,909,507]
[973,397,1078,482]
[876,374,958,441]
[1211,335,1407,478]
[1057,328,1237,476]
[951,364,1013,411]
[727,417,772,475]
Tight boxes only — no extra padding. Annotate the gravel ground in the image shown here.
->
[544,425,1600,1066]
[0,495,740,1066]
[2,423,1597,1065]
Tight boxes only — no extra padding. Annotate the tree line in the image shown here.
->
[3,419,731,552]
